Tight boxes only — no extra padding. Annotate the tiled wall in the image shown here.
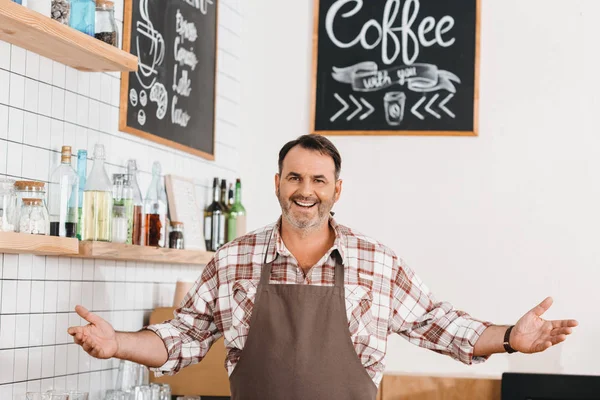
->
[0,0,242,398]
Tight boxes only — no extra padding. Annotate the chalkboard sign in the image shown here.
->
[311,0,480,136]
[119,0,218,159]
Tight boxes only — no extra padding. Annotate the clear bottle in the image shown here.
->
[227,178,247,242]
[95,0,119,47]
[82,144,112,242]
[76,149,87,240]
[48,146,79,238]
[0,179,17,232]
[69,0,95,36]
[112,174,134,244]
[144,161,167,247]
[204,177,226,251]
[127,160,144,246]
[219,179,229,241]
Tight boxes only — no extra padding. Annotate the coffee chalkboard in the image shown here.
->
[311,0,480,136]
[120,0,218,159]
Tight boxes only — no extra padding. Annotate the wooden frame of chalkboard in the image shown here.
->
[119,0,219,160]
[310,0,480,137]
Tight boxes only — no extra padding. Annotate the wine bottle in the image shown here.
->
[204,178,226,251]
[227,178,247,242]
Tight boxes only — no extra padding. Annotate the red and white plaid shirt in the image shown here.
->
[147,217,491,386]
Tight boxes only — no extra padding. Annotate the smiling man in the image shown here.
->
[68,134,578,400]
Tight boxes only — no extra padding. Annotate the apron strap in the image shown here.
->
[333,251,344,288]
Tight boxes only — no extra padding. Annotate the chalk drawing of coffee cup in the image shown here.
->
[384,91,406,126]
[135,0,165,90]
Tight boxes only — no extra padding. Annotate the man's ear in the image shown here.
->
[275,173,280,194]
[334,179,343,203]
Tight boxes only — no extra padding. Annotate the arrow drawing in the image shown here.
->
[411,96,426,120]
[438,93,455,118]
[346,95,362,121]
[330,93,349,122]
[359,98,374,120]
[331,94,374,122]
[425,94,441,119]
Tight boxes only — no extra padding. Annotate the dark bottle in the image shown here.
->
[204,178,226,251]
[228,183,234,208]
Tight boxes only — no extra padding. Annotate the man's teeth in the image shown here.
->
[295,201,316,207]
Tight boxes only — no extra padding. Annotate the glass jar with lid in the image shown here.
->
[19,198,49,235]
[69,0,95,36]
[14,181,50,234]
[0,179,17,232]
[95,0,119,47]
[169,221,184,249]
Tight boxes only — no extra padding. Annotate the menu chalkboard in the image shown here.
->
[311,0,480,136]
[120,0,218,159]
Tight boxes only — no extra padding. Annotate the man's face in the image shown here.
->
[275,146,342,231]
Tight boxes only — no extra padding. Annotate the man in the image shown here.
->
[68,134,578,400]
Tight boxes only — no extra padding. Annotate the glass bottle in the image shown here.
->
[82,144,112,242]
[219,179,229,241]
[204,177,226,251]
[169,221,184,249]
[48,146,79,238]
[69,0,95,36]
[144,161,167,247]
[76,149,87,240]
[95,0,119,47]
[0,179,17,232]
[127,160,144,245]
[227,178,247,242]
[228,183,234,208]
[112,174,133,244]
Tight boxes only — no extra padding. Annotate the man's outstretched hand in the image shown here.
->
[67,305,118,359]
[510,297,578,353]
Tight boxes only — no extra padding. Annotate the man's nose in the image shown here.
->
[299,180,314,197]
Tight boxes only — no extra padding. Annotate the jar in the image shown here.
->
[19,199,49,235]
[51,0,70,25]
[95,0,119,47]
[0,179,17,232]
[69,0,95,36]
[169,222,184,250]
[14,181,50,234]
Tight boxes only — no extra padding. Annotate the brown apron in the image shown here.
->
[229,252,378,400]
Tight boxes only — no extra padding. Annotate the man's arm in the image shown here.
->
[69,258,222,374]
[473,325,510,356]
[388,255,492,365]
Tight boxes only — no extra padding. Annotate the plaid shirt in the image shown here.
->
[147,217,491,387]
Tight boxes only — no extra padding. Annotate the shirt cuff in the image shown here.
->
[456,319,493,365]
[144,322,184,377]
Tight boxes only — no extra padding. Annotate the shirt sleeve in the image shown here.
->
[388,254,493,365]
[145,258,222,376]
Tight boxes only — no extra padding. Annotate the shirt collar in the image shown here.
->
[265,215,347,265]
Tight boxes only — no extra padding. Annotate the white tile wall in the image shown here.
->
[0,0,241,398]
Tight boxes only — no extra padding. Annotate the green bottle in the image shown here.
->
[227,178,246,242]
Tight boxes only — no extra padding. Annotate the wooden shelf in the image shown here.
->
[0,0,138,72]
[78,241,215,265]
[0,231,79,256]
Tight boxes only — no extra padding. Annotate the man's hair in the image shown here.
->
[278,135,342,180]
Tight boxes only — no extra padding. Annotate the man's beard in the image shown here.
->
[277,187,335,231]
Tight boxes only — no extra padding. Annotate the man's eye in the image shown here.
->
[315,179,324,183]
[290,177,300,181]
